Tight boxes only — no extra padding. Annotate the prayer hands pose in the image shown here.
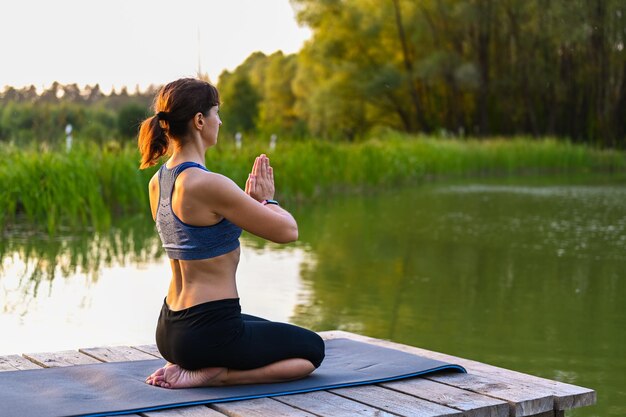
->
[245,154,275,202]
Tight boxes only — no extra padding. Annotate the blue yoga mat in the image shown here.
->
[0,338,466,417]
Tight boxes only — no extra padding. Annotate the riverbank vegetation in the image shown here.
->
[2,134,624,234]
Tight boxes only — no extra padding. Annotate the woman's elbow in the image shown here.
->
[287,226,299,243]
[274,225,298,243]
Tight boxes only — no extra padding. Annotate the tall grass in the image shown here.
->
[2,134,625,233]
[2,142,156,234]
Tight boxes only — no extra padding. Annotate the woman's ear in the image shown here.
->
[194,112,204,130]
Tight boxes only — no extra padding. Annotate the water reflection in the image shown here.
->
[0,218,311,355]
[291,181,625,417]
[0,215,161,289]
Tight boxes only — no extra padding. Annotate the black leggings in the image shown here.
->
[155,298,325,371]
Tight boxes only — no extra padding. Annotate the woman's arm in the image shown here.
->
[148,172,160,221]
[205,155,298,243]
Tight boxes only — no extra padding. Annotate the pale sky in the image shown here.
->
[0,0,311,92]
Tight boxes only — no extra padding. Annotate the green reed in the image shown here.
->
[2,142,156,234]
[2,135,624,233]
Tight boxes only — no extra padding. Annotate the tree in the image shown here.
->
[218,71,260,135]
[257,52,299,135]
[118,103,149,138]
[290,0,626,145]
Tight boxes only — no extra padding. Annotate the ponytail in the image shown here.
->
[138,115,168,169]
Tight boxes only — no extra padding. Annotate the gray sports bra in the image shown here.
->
[155,162,242,260]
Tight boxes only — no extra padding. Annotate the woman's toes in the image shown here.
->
[156,380,170,388]
[145,367,167,385]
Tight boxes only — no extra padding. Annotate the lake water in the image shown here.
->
[1,175,624,417]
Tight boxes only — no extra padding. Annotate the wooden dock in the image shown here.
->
[0,330,595,417]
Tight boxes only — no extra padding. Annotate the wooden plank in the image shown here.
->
[426,371,552,417]
[331,385,463,417]
[211,398,318,417]
[321,331,595,411]
[23,350,101,367]
[132,343,163,358]
[0,354,41,371]
[79,345,158,361]
[275,390,398,417]
[383,377,509,417]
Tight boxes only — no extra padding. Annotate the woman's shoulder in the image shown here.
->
[177,168,239,195]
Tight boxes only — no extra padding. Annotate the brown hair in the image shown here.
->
[138,78,220,169]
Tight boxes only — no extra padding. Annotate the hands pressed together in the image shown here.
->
[245,154,275,202]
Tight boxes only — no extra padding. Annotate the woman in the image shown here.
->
[138,78,325,389]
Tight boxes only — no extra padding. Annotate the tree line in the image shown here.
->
[219,0,625,146]
[2,0,624,147]
[0,83,155,145]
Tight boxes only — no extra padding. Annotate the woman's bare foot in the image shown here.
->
[145,363,227,389]
[145,358,315,388]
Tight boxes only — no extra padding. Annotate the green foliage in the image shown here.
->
[220,0,626,142]
[0,101,118,145]
[2,135,624,234]
[218,71,260,135]
[217,51,301,138]
[117,102,150,138]
[1,141,155,234]
[257,53,299,135]
[287,0,626,144]
[0,83,155,147]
